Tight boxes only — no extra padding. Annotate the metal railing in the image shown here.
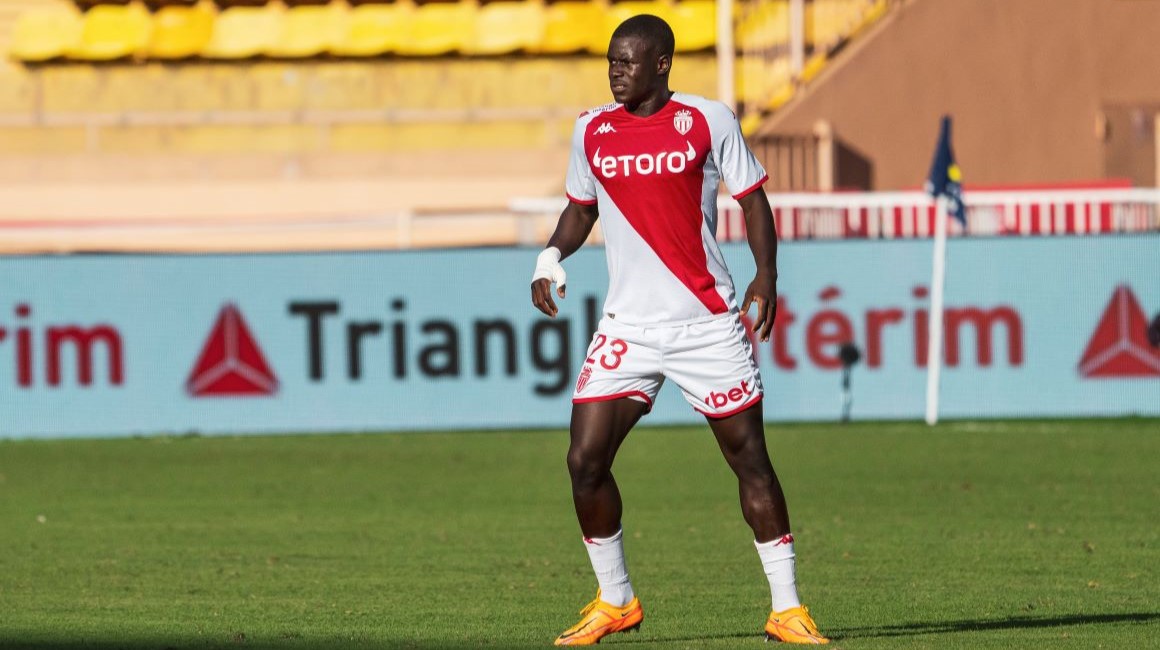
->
[2,188,1156,255]
[717,188,1160,241]
[513,188,1160,246]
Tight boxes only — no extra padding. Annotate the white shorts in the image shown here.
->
[572,313,764,418]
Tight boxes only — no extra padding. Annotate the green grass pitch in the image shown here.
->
[1,419,1158,649]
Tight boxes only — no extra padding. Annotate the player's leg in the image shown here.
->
[667,317,789,538]
[667,315,828,644]
[557,319,659,646]
[704,400,789,540]
[706,402,828,644]
[567,398,648,539]
[555,400,648,647]
[704,402,798,615]
[568,319,659,541]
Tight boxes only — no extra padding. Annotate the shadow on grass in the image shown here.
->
[0,614,1156,648]
[832,611,1160,640]
[609,611,1160,645]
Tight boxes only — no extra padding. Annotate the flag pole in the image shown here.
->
[924,195,949,425]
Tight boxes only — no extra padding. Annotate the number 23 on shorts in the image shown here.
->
[587,334,629,370]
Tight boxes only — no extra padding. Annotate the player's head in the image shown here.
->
[606,15,674,107]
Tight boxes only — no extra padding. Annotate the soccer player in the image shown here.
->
[529,14,829,647]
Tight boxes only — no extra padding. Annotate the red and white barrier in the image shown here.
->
[717,188,1160,242]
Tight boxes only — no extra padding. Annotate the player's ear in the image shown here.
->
[657,53,671,76]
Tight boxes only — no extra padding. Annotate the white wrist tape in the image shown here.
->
[532,246,567,289]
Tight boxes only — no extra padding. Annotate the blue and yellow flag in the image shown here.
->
[924,115,965,226]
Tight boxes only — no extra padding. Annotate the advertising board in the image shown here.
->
[1,236,1156,438]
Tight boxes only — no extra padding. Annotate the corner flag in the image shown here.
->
[924,115,965,226]
[923,115,964,426]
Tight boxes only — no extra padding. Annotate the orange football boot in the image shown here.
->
[764,605,829,644]
[554,590,643,646]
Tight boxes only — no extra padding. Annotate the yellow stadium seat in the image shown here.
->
[268,3,350,58]
[394,1,475,56]
[203,4,283,59]
[588,1,675,55]
[848,0,887,39]
[766,80,794,110]
[735,56,764,107]
[332,3,412,57]
[9,8,83,62]
[670,0,714,52]
[798,51,827,83]
[805,1,832,48]
[739,111,761,136]
[807,0,867,50]
[736,0,789,51]
[539,1,602,54]
[68,3,152,61]
[736,54,790,109]
[148,4,214,60]
[465,1,545,55]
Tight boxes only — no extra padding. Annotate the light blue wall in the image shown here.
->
[1,235,1156,438]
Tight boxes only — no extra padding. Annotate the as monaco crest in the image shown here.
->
[673,109,693,135]
[576,365,593,393]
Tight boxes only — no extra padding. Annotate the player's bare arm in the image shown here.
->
[531,200,599,318]
[738,189,778,342]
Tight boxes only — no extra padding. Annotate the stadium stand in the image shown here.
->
[0,0,720,251]
[0,0,885,253]
[147,3,215,59]
[466,1,545,55]
[330,2,410,57]
[212,0,270,7]
[734,0,889,129]
[68,3,152,61]
[74,0,133,8]
[393,1,477,57]
[539,1,603,54]
[670,0,716,52]
[6,0,723,62]
[201,3,282,59]
[807,0,870,49]
[7,0,1151,255]
[0,0,883,157]
[267,3,347,58]
[591,0,676,53]
[736,0,788,50]
[7,3,81,62]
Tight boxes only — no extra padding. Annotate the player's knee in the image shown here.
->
[567,446,610,489]
[731,452,776,484]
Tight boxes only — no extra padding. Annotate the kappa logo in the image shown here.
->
[673,109,693,135]
[594,122,616,135]
[1077,285,1160,378]
[186,304,279,397]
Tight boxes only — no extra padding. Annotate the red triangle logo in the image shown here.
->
[186,304,279,396]
[1077,285,1160,378]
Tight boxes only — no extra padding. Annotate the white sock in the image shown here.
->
[755,534,802,612]
[583,529,635,607]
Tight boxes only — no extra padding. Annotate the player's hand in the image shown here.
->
[531,247,567,318]
[741,272,777,342]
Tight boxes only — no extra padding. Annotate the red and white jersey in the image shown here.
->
[566,92,768,326]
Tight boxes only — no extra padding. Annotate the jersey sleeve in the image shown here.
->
[710,107,768,200]
[564,117,597,205]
